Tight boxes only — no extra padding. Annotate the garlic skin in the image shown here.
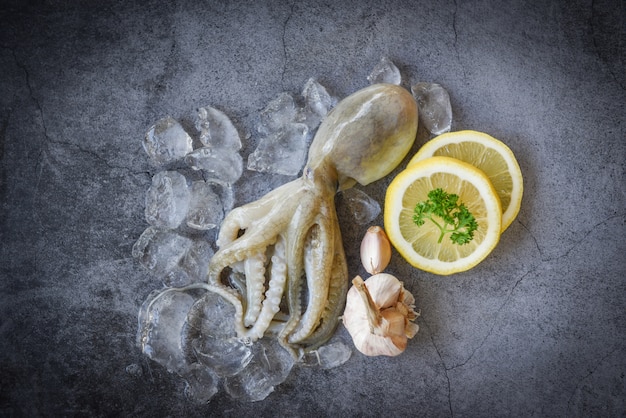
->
[342,274,419,356]
[360,226,392,275]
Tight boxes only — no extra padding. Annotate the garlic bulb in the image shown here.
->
[342,274,419,356]
[360,226,392,275]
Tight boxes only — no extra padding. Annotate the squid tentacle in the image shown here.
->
[216,180,303,248]
[210,190,305,282]
[217,196,282,248]
[243,235,287,340]
[208,235,273,284]
[299,216,349,349]
[243,251,267,327]
[278,195,319,356]
[200,282,248,339]
[287,215,334,344]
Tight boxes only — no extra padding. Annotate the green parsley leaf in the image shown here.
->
[412,188,478,245]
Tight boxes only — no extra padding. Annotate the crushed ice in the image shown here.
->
[411,82,452,135]
[247,78,337,176]
[144,171,191,229]
[368,56,402,85]
[194,106,242,151]
[336,188,382,225]
[144,116,194,165]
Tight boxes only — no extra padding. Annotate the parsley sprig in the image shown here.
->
[413,188,478,245]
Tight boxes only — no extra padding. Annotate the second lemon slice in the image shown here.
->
[384,156,502,275]
[408,130,522,231]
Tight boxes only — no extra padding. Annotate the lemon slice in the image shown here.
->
[384,156,502,275]
[408,130,522,231]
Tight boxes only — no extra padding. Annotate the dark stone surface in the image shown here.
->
[1,0,624,416]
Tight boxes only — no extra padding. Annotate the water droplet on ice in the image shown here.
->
[367,57,402,85]
[132,227,193,277]
[223,338,294,402]
[145,171,191,229]
[184,147,244,184]
[336,188,381,225]
[144,116,193,165]
[194,106,242,151]
[411,82,452,135]
[247,123,309,176]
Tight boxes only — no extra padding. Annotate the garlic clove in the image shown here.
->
[380,308,407,337]
[360,272,402,309]
[342,274,419,357]
[360,226,392,275]
[405,321,420,339]
[349,322,405,357]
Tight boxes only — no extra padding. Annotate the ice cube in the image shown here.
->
[316,342,352,369]
[137,288,198,374]
[181,363,219,404]
[185,181,225,231]
[184,147,243,184]
[164,238,213,287]
[411,82,452,135]
[300,341,352,369]
[297,78,336,130]
[367,57,402,85]
[212,180,235,214]
[145,171,191,229]
[223,338,294,402]
[132,227,193,277]
[336,188,381,225]
[195,106,242,151]
[144,116,193,165]
[247,123,309,176]
[184,292,253,377]
[257,93,298,135]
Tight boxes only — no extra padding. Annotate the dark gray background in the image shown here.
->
[1,0,624,416]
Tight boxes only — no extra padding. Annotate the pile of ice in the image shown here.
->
[132,58,455,403]
[134,106,241,288]
[137,286,352,403]
[247,78,337,176]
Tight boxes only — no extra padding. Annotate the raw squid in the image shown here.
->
[207,83,418,358]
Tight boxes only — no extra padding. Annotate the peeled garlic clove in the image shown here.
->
[360,226,391,275]
[342,274,419,357]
